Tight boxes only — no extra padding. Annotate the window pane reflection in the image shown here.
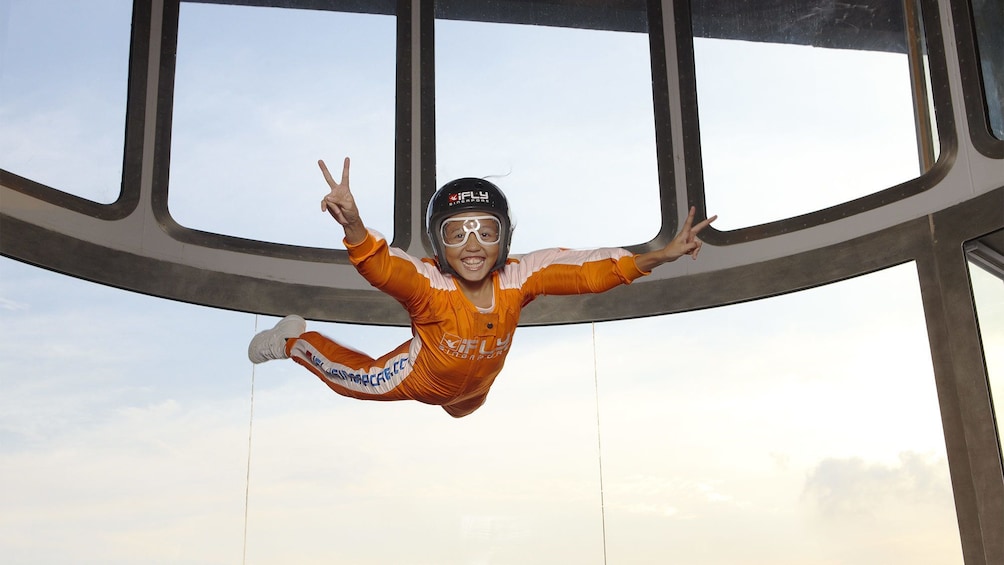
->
[969,262,1004,452]
[691,0,933,229]
[169,3,396,248]
[0,0,130,204]
[435,18,662,252]
[972,0,1004,139]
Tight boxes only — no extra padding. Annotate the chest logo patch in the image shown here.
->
[439,332,512,360]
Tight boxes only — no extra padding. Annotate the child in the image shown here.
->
[249,157,716,417]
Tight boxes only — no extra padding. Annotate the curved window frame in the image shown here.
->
[0,0,147,221]
[951,0,1004,157]
[678,0,958,246]
[148,0,407,265]
[422,0,679,256]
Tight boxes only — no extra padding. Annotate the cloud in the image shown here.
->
[797,453,963,564]
[0,296,28,311]
[802,451,954,520]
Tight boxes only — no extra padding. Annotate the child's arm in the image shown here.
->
[318,157,367,245]
[319,157,437,309]
[634,206,716,272]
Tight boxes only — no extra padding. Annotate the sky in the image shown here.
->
[1,0,1002,564]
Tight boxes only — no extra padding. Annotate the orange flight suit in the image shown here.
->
[288,230,648,417]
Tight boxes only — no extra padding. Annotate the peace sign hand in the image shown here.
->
[634,206,717,272]
[669,206,716,261]
[318,157,360,226]
[318,157,367,244]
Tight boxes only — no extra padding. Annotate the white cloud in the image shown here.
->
[798,453,961,564]
[802,452,954,520]
[0,296,28,311]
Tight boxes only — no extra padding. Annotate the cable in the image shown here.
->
[592,323,608,565]
[242,315,258,565]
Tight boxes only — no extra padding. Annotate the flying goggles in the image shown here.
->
[440,215,502,247]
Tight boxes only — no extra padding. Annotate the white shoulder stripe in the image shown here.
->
[387,245,457,291]
[498,247,631,290]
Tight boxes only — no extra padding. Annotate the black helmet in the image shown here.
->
[427,177,514,276]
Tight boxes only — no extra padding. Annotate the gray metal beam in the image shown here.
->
[918,200,1004,565]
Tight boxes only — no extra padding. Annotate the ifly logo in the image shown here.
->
[439,332,512,360]
[448,190,491,206]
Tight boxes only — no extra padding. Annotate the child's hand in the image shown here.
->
[665,206,716,261]
[319,157,367,244]
[635,207,716,271]
[318,157,360,226]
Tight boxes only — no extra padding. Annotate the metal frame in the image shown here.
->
[1,1,1002,558]
[3,0,998,324]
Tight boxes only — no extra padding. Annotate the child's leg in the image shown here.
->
[441,394,488,418]
[248,315,307,364]
[288,331,416,402]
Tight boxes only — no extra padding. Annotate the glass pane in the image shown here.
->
[692,0,932,230]
[0,256,962,562]
[973,0,1004,139]
[594,263,961,563]
[0,0,130,204]
[169,3,396,248]
[970,262,1004,451]
[436,18,662,253]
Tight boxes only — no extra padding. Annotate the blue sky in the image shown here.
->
[3,0,1001,563]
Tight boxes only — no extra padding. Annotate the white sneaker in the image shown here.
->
[248,315,306,364]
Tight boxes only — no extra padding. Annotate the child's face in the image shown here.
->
[441,212,501,283]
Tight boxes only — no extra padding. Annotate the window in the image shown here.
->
[969,258,1004,454]
[0,257,961,562]
[593,263,960,562]
[435,8,662,252]
[972,0,1004,139]
[168,2,397,248]
[0,0,131,204]
[690,0,937,230]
